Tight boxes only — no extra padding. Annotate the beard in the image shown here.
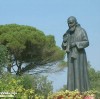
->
[69,26,76,32]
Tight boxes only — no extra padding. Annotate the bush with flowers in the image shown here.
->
[47,89,99,99]
[0,73,53,99]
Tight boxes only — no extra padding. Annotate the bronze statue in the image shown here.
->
[62,16,90,92]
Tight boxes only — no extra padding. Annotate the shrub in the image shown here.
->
[0,73,53,99]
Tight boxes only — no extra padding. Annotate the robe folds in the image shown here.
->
[62,25,90,92]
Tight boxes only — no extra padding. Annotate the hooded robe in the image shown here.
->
[62,25,90,92]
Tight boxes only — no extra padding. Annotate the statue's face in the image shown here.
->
[68,18,76,32]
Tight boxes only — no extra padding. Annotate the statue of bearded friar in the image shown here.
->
[62,16,90,92]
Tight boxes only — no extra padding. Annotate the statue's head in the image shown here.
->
[67,16,77,32]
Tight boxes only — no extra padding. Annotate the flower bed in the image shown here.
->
[47,90,97,99]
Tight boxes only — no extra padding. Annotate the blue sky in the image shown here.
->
[0,0,100,71]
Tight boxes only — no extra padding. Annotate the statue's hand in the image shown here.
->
[70,42,76,48]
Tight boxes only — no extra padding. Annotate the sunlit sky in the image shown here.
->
[0,0,100,71]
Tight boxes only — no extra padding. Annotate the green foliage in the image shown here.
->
[0,73,53,99]
[89,68,100,90]
[20,74,53,98]
[0,24,46,61]
[88,62,100,98]
[0,24,65,75]
[40,35,65,64]
[0,45,8,74]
